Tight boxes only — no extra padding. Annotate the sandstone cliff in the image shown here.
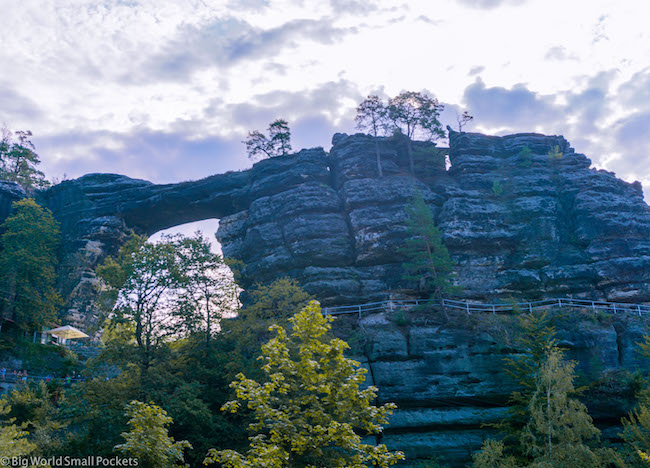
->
[1,129,649,465]
[1,130,649,328]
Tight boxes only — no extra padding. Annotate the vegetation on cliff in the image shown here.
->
[0,198,61,331]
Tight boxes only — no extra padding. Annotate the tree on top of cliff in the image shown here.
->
[388,92,445,174]
[205,301,404,468]
[243,118,292,161]
[0,198,62,331]
[456,110,474,132]
[355,95,388,177]
[399,190,454,302]
[0,128,50,191]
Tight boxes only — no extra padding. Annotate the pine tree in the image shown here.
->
[503,310,558,439]
[0,129,50,190]
[205,301,404,468]
[520,348,603,467]
[243,119,292,160]
[400,190,454,302]
[268,119,292,156]
[0,198,62,330]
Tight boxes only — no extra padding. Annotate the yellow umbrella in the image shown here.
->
[46,325,89,340]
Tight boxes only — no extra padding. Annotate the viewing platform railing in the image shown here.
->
[322,297,650,318]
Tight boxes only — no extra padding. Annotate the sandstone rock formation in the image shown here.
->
[1,130,649,328]
[1,130,650,465]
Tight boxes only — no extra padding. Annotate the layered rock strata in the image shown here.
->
[0,130,648,327]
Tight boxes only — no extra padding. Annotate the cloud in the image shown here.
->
[329,0,378,14]
[457,0,526,9]
[227,0,269,11]
[462,78,561,130]
[618,68,650,111]
[469,66,484,76]
[545,46,577,61]
[36,128,246,184]
[0,84,43,122]
[130,16,360,83]
[223,79,363,144]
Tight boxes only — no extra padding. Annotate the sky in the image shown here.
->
[2,0,649,220]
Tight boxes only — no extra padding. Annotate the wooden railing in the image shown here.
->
[322,297,650,318]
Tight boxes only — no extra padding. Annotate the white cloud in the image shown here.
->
[0,0,647,203]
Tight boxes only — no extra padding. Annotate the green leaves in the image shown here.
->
[115,401,191,468]
[205,301,404,467]
[0,198,62,330]
[0,129,50,190]
[243,119,292,160]
[400,190,454,301]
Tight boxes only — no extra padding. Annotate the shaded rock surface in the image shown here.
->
[1,130,649,464]
[1,129,648,323]
[342,308,650,466]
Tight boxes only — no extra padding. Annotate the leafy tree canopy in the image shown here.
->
[0,198,62,330]
[0,128,50,190]
[115,400,191,468]
[205,301,404,468]
[355,95,388,177]
[243,119,292,160]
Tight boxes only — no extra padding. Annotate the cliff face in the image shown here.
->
[347,308,649,465]
[0,130,649,327]
[1,130,649,464]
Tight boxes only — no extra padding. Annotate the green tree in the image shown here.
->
[174,233,239,347]
[400,190,454,302]
[355,95,388,177]
[0,129,50,190]
[218,278,314,392]
[456,110,474,132]
[621,405,650,466]
[268,119,292,156]
[388,91,445,174]
[0,198,62,330]
[472,440,517,468]
[0,400,36,458]
[205,301,404,468]
[243,119,292,160]
[520,347,603,467]
[96,235,180,371]
[241,277,312,322]
[503,310,557,440]
[115,400,191,468]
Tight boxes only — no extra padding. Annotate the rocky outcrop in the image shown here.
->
[1,130,649,328]
[2,130,649,465]
[343,307,650,466]
[0,180,27,221]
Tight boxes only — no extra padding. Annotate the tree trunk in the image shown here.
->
[407,139,414,175]
[547,386,552,459]
[374,139,383,177]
